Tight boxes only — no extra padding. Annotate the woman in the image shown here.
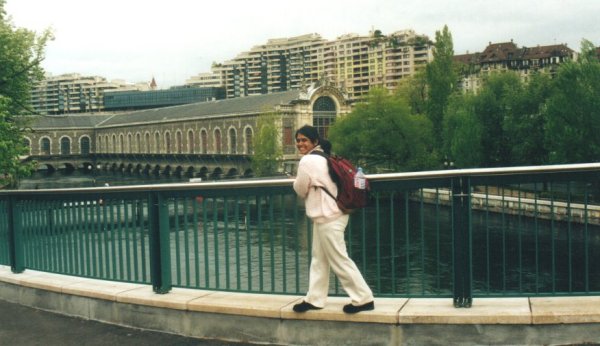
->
[292,124,374,314]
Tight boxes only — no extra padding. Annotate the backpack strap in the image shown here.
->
[309,151,337,201]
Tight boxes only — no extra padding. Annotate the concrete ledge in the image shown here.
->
[2,266,600,345]
[531,296,600,324]
[398,297,531,324]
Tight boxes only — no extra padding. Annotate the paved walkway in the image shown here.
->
[0,299,252,346]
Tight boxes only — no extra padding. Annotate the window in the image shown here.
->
[41,138,51,155]
[187,130,194,154]
[245,127,253,154]
[229,128,237,154]
[60,137,71,155]
[312,96,337,139]
[136,133,141,153]
[214,129,222,154]
[201,130,208,154]
[283,126,293,146]
[165,132,171,154]
[145,133,151,153]
[176,131,182,154]
[80,136,90,155]
[154,132,160,153]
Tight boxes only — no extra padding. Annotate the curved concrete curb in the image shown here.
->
[1,266,599,345]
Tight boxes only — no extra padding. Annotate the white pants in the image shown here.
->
[304,214,374,307]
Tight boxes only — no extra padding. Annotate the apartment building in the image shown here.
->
[185,71,223,88]
[215,30,432,102]
[30,73,151,115]
[454,40,577,93]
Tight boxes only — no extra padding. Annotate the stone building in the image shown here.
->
[25,84,350,178]
[454,40,577,93]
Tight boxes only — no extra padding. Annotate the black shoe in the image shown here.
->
[293,301,322,313]
[343,301,375,314]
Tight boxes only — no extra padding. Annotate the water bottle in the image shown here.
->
[354,167,366,189]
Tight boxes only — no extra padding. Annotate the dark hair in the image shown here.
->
[295,124,332,155]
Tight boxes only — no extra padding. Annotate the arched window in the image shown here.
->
[214,129,222,154]
[119,134,125,153]
[176,131,182,154]
[60,137,71,155]
[41,138,51,155]
[200,129,208,154]
[312,96,337,139]
[229,128,237,154]
[145,133,151,153]
[245,127,253,154]
[104,136,109,153]
[23,138,31,155]
[165,132,172,154]
[154,132,160,153]
[127,133,133,153]
[80,136,90,155]
[136,133,141,153]
[187,130,194,154]
[111,135,117,153]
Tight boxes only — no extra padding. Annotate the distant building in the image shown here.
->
[213,30,432,102]
[30,73,152,115]
[185,71,222,88]
[103,86,225,111]
[454,40,577,93]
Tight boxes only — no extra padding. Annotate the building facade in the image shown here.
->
[25,84,350,178]
[103,86,225,111]
[30,73,153,115]
[214,30,432,102]
[454,40,577,93]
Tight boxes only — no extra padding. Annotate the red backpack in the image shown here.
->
[311,151,370,214]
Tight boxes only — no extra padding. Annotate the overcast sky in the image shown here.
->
[5,0,599,88]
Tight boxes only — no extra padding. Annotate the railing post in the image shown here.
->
[7,196,25,273]
[452,176,472,307]
[148,191,172,293]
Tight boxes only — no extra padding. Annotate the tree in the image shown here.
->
[443,94,483,168]
[251,110,283,177]
[544,39,600,164]
[425,25,456,151]
[503,72,553,165]
[0,0,53,115]
[0,1,53,186]
[329,87,438,172]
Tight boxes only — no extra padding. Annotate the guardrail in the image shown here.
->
[2,163,600,307]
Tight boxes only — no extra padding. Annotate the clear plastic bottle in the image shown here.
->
[354,167,366,189]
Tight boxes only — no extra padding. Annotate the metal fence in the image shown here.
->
[1,163,600,307]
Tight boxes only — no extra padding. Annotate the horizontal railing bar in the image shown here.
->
[371,162,600,182]
[3,162,600,196]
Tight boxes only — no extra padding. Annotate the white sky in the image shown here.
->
[5,0,599,88]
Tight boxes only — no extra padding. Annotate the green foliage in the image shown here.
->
[0,97,34,186]
[251,110,283,177]
[443,94,483,168]
[426,25,457,150]
[0,1,51,186]
[503,73,553,165]
[444,71,552,168]
[544,41,600,163]
[329,88,438,172]
[0,0,53,115]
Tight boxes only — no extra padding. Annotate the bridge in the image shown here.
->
[2,163,600,344]
[25,153,254,179]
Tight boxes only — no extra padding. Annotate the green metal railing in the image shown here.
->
[1,163,600,307]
